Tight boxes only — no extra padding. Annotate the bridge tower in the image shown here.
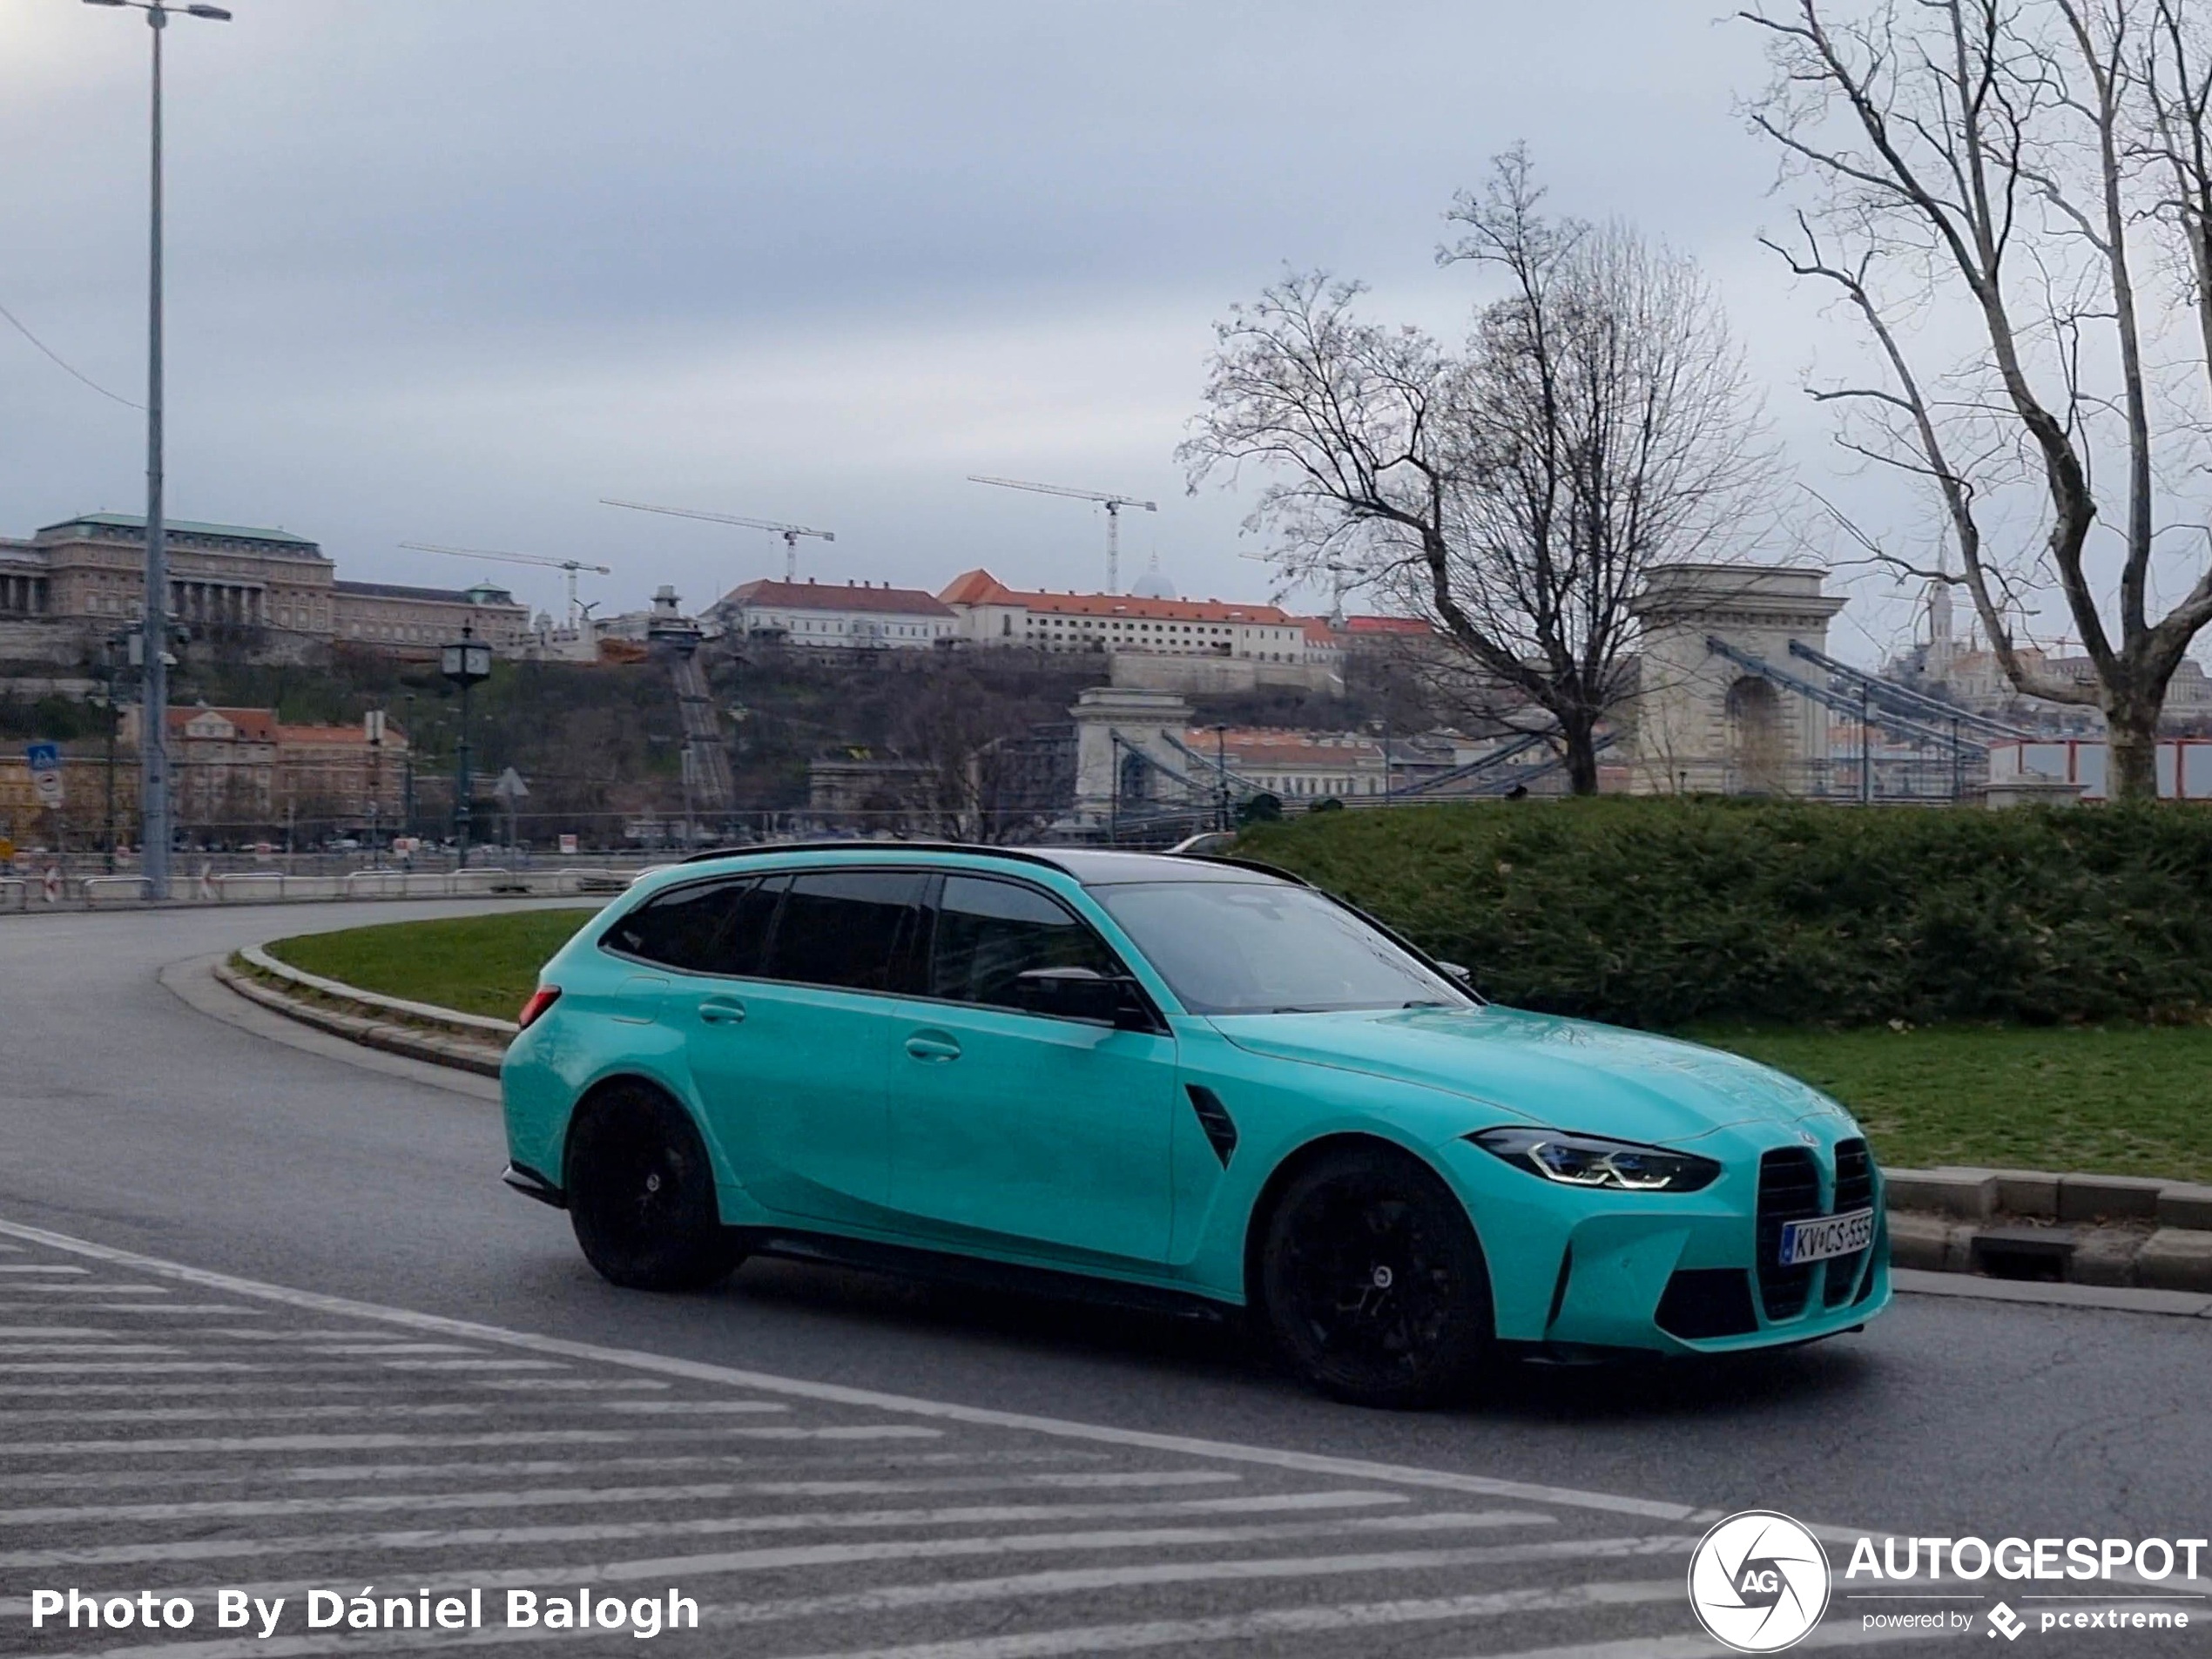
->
[1629,563,1847,794]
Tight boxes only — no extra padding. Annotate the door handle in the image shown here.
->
[904,1032,961,1062]
[697,998,747,1026]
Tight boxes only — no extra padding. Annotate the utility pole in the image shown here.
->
[84,0,233,898]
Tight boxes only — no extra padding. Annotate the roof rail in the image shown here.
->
[678,840,1069,873]
[1177,853,1313,887]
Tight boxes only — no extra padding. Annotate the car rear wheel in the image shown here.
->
[1258,1144,1494,1409]
[566,1082,743,1291]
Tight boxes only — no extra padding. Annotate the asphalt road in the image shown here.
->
[1,898,2207,1657]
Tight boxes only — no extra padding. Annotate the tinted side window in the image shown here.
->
[764,870,926,993]
[603,878,757,973]
[930,874,1123,1010]
[717,873,786,976]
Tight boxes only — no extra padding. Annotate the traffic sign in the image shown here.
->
[25,742,62,811]
[494,767,529,801]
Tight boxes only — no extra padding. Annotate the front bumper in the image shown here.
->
[1435,1123,1891,1357]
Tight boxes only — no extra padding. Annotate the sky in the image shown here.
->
[2,0,1945,661]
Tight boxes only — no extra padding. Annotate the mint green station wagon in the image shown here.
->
[502,844,1887,1407]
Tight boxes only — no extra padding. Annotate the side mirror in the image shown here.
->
[1436,961,1473,985]
[1013,967,1151,1028]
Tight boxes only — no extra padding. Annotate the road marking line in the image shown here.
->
[0,1301,261,1312]
[0,1485,1402,1534]
[3,1514,1582,1615]
[0,1326,123,1337]
[464,1378,669,1391]
[0,1264,89,1274]
[0,1344,183,1355]
[597,1399,790,1413]
[376,1359,568,1372]
[0,1215,1705,1523]
[711,1534,1690,1626]
[0,1281,170,1292]
[0,1382,386,1397]
[0,1361,266,1374]
[1471,1622,1951,1657]
[0,1451,1089,1493]
[0,1402,491,1426]
[0,1429,664,1455]
[70,1578,1691,1659]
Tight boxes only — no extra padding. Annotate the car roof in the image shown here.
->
[670,841,1302,888]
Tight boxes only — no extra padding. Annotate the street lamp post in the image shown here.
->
[440,624,492,868]
[83,0,233,900]
[1211,723,1229,833]
[401,692,416,841]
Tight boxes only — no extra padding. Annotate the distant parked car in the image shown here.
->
[500,844,1887,1406]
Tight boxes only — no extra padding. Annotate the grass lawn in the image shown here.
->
[263,908,597,1022]
[1690,1023,2212,1184]
[262,910,2212,1182]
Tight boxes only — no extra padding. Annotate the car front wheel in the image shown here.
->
[1258,1144,1494,1408]
[566,1082,743,1291]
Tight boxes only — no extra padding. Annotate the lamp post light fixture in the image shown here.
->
[440,625,492,867]
[82,0,233,900]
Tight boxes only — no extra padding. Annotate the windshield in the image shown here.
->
[1095,880,1474,1015]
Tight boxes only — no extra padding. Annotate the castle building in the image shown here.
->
[0,515,530,667]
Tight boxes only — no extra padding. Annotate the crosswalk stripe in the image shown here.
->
[760,1581,1688,1659]
[0,1217,1708,1524]
[0,1450,1096,1494]
[0,1282,170,1293]
[0,1403,490,1426]
[711,1534,1693,1626]
[70,1578,1691,1659]
[0,1483,1403,1535]
[2,1513,1567,1615]
[1471,1621,1953,1657]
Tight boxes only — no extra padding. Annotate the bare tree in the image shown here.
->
[1745,0,2212,799]
[1180,149,1777,794]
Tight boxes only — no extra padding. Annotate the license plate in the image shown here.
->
[1778,1208,1875,1266]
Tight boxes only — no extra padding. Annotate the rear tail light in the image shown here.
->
[517,987,563,1030]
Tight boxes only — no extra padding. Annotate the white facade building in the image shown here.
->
[710,577,957,648]
[938,569,1309,661]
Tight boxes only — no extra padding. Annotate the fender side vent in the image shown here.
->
[1184,1085,1238,1168]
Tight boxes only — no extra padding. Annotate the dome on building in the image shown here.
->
[1129,556,1178,600]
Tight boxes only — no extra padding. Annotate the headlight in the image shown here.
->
[1468,1126,1721,1193]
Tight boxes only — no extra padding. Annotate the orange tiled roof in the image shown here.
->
[170,706,276,742]
[724,579,951,617]
[937,569,1292,624]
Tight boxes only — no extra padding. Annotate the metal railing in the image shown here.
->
[82,875,153,904]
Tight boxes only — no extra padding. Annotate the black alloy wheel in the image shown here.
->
[566,1082,745,1291]
[1258,1144,1494,1408]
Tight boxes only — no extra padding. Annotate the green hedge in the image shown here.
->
[1235,799,2212,1028]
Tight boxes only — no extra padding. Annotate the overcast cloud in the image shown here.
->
[4,2,1943,658]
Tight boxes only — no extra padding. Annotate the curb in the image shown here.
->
[212,959,508,1078]
[1885,1166,2212,1294]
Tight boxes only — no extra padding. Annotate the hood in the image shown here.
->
[1206,1003,1847,1144]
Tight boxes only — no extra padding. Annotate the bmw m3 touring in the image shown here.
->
[502,844,1888,1407]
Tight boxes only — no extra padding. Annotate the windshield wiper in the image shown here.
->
[1401,999,1453,1008]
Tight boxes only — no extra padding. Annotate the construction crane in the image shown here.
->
[398,542,611,629]
[968,475,1157,593]
[600,498,834,583]
[1241,551,1357,626]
